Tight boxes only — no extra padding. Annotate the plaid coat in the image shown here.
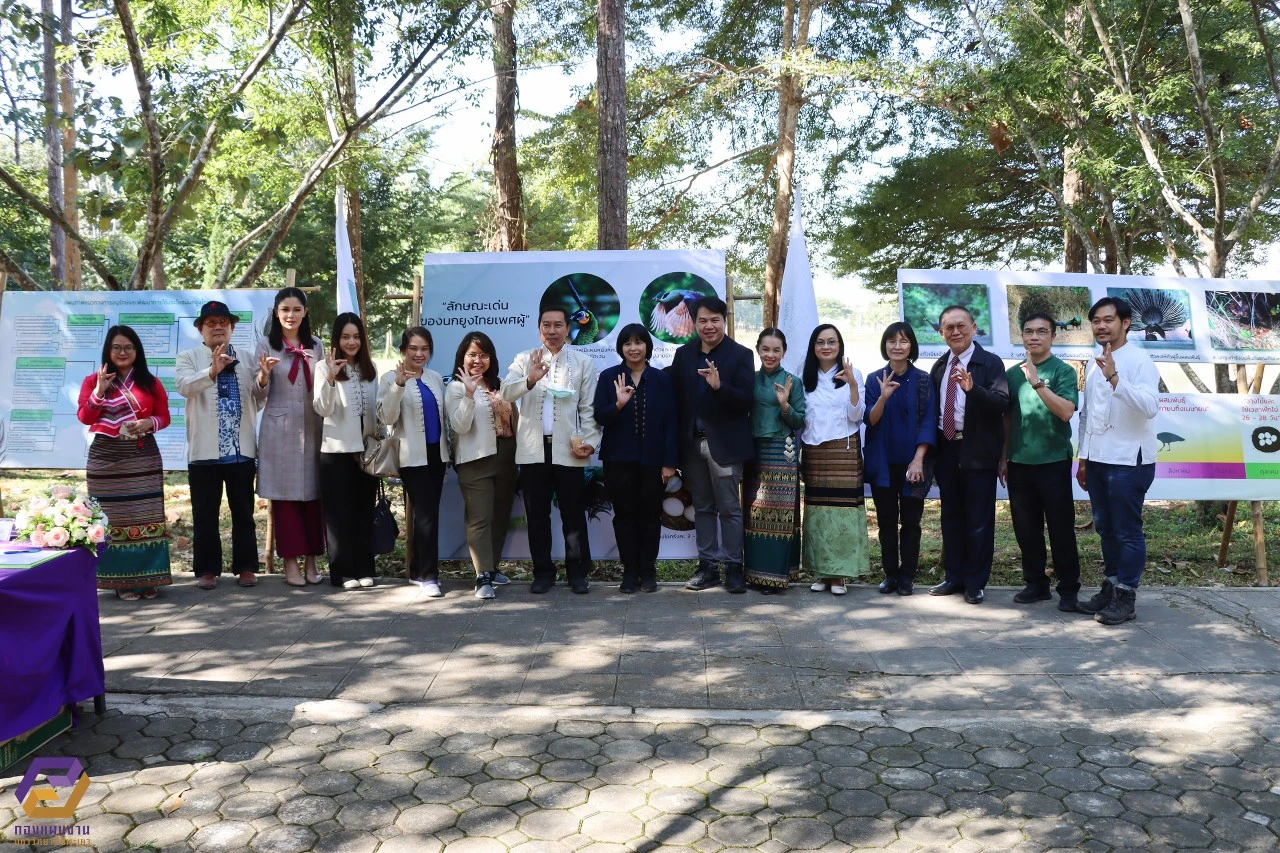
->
[255,338,324,501]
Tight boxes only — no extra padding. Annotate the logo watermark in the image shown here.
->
[6,757,92,846]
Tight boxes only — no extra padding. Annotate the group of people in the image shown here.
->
[76,287,1159,626]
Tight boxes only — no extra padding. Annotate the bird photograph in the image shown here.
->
[639,272,717,344]
[1206,290,1280,351]
[540,273,620,346]
[1005,284,1093,346]
[1112,287,1194,347]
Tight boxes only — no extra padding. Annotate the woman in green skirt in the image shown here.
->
[742,328,806,594]
[800,324,869,594]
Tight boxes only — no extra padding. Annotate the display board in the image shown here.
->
[0,290,277,470]
[423,250,727,562]
[898,268,1280,364]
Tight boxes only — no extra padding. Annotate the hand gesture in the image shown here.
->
[257,353,279,387]
[208,344,235,380]
[455,367,479,397]
[837,358,860,403]
[94,363,116,397]
[1020,359,1040,386]
[773,375,793,407]
[906,457,924,484]
[697,360,721,390]
[527,348,550,385]
[877,368,900,400]
[951,363,973,393]
[325,353,348,385]
[395,359,412,387]
[123,419,150,438]
[1095,343,1115,378]
[614,374,636,410]
[661,466,676,484]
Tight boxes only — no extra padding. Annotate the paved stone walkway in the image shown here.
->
[3,580,1280,851]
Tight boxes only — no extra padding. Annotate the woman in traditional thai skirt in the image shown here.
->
[863,322,936,597]
[801,324,868,594]
[743,328,806,593]
[77,325,172,600]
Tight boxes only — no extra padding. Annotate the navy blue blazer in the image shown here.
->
[668,336,755,465]
[929,342,1009,469]
[592,364,679,468]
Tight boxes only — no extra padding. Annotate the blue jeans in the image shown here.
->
[1086,460,1155,588]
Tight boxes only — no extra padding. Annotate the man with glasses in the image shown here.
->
[928,305,1009,604]
[176,301,267,589]
[1000,312,1081,611]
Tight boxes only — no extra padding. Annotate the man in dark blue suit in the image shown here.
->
[928,305,1009,604]
[669,296,755,593]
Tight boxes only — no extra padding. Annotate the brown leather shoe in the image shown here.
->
[197,575,217,590]
[238,572,258,587]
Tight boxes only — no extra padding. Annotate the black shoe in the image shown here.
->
[725,564,746,594]
[964,589,985,604]
[878,577,900,594]
[1096,586,1136,625]
[758,585,785,596]
[1057,594,1079,612]
[571,578,590,594]
[685,566,721,591]
[639,574,658,593]
[619,573,639,594]
[929,580,961,596]
[530,577,555,594]
[897,579,914,596]
[1013,586,1052,604]
[1076,578,1115,615]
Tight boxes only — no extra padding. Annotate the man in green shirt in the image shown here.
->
[1000,311,1081,611]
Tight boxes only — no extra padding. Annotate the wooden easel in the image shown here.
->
[1217,364,1270,586]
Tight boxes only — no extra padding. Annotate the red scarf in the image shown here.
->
[285,343,314,390]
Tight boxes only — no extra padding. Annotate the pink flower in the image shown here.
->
[29,530,47,548]
[45,527,70,548]
[50,486,73,500]
[87,524,107,544]
[70,501,93,518]
[29,497,50,513]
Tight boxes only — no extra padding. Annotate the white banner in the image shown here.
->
[335,187,360,317]
[0,290,277,470]
[423,250,727,561]
[777,189,819,376]
[898,268,1280,364]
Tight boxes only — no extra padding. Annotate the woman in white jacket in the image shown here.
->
[313,313,379,590]
[378,326,449,597]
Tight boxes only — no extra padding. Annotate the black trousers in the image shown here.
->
[320,452,378,585]
[870,463,925,582]
[521,441,592,583]
[188,460,258,577]
[935,437,997,594]
[604,461,664,582]
[400,443,445,582]
[1007,459,1081,596]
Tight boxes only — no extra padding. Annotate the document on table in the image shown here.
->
[0,548,65,569]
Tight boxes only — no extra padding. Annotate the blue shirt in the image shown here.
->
[415,378,442,446]
[863,364,937,491]
[592,364,679,468]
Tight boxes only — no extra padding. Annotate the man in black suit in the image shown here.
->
[928,305,1009,604]
[669,296,755,593]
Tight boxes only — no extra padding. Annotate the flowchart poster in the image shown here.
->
[0,290,276,470]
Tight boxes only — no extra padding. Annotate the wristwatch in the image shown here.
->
[1031,380,1046,390]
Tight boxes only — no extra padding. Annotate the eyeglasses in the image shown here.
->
[1022,328,1052,337]
[110,345,136,353]
[203,318,232,328]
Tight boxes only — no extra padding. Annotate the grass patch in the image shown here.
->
[2,469,1275,587]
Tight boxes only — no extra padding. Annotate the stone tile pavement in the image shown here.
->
[2,578,1280,851]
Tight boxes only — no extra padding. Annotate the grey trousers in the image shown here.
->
[455,438,518,576]
[682,438,744,565]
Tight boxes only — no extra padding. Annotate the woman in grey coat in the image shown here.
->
[255,286,326,587]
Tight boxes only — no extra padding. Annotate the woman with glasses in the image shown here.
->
[256,286,326,587]
[77,326,172,599]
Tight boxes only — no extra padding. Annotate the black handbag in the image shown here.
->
[371,479,399,555]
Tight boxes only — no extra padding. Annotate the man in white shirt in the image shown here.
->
[1075,296,1160,625]
[502,307,600,594]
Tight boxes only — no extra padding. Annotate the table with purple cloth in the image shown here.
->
[0,545,106,743]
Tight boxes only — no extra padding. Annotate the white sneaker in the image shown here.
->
[423,581,444,598]
[831,583,847,596]
[491,571,511,585]
[342,579,360,590]
[810,581,827,592]
[476,582,495,600]
[358,577,374,588]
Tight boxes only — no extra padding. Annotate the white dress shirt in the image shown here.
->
[1078,342,1160,465]
[937,342,975,432]
[801,365,865,445]
[539,349,564,436]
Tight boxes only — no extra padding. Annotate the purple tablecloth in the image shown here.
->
[0,545,105,742]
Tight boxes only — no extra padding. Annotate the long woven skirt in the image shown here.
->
[801,435,870,580]
[86,434,172,590]
[743,436,801,587]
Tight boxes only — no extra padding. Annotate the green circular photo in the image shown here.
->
[640,272,718,345]
[542,274,620,346]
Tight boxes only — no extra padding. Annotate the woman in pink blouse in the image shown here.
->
[77,325,172,599]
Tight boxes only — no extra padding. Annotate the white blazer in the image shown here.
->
[445,380,516,465]
[175,344,266,462]
[500,346,600,466]
[377,368,449,468]
[313,360,377,454]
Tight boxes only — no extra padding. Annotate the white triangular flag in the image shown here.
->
[336,187,360,317]
[778,188,819,376]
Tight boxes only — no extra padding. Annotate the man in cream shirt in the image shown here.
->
[1076,296,1161,625]
[502,306,601,594]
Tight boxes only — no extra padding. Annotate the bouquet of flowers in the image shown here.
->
[14,485,108,550]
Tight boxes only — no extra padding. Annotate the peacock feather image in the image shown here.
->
[1114,288,1192,343]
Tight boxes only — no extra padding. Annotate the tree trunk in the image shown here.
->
[762,0,810,328]
[1062,4,1087,273]
[596,0,627,249]
[490,0,526,252]
[42,0,65,289]
[0,50,20,164]
[150,244,167,289]
[60,0,80,290]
